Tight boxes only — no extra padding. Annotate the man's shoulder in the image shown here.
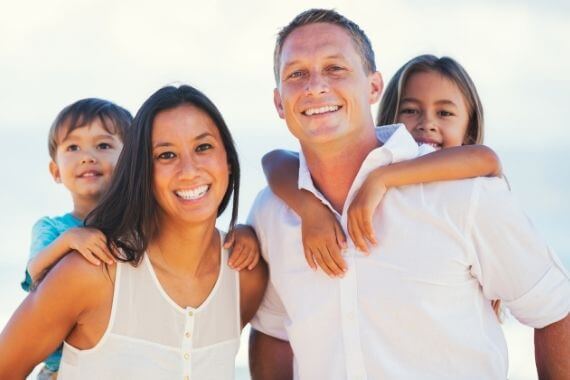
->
[249,187,287,219]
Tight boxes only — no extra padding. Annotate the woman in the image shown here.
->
[0,85,267,379]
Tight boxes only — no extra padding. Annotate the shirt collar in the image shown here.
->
[298,124,419,194]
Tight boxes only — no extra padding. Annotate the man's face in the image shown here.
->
[274,22,382,147]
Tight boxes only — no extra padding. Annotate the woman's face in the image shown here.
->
[151,104,229,227]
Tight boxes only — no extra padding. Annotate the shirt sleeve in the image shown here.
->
[247,189,289,341]
[467,178,570,328]
[21,217,61,291]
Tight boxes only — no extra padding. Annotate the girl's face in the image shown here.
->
[151,104,229,228]
[397,70,470,150]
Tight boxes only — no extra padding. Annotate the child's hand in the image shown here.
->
[224,224,260,271]
[299,201,347,277]
[63,227,115,266]
[347,172,387,253]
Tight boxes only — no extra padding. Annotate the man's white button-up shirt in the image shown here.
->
[248,125,570,380]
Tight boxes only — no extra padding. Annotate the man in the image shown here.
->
[248,8,570,380]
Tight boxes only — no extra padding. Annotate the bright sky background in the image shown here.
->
[1,0,569,147]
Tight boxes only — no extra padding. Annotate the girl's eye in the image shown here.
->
[97,143,112,150]
[157,151,176,160]
[399,108,418,115]
[66,144,79,152]
[196,143,213,153]
[439,110,454,117]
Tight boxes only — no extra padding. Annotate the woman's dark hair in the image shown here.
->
[86,85,240,265]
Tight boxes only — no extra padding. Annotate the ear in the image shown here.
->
[273,88,285,119]
[369,71,384,104]
[49,160,61,183]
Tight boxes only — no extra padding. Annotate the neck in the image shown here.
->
[71,195,101,220]
[149,216,219,277]
[301,126,379,213]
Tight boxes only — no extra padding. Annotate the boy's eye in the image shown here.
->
[97,143,112,150]
[157,151,176,160]
[196,143,213,153]
[66,144,80,152]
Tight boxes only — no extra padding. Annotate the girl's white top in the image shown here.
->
[59,240,241,380]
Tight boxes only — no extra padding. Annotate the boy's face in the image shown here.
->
[49,119,123,201]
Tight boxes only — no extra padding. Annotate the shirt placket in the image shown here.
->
[340,249,367,380]
[182,307,195,380]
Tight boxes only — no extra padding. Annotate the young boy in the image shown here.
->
[21,98,132,379]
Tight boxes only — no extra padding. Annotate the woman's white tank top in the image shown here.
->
[59,242,241,380]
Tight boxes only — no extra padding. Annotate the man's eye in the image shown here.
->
[327,65,344,72]
[157,152,176,160]
[196,143,213,153]
[97,143,112,150]
[287,71,304,80]
[66,144,79,152]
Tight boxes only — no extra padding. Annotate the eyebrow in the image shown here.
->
[400,98,458,107]
[60,133,116,142]
[282,54,347,71]
[153,132,215,148]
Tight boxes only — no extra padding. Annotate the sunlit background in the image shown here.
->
[1,1,568,379]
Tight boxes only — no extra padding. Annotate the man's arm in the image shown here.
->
[535,314,570,379]
[249,328,293,380]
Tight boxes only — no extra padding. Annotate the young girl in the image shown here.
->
[262,54,502,278]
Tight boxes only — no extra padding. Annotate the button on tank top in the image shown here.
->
[59,237,241,379]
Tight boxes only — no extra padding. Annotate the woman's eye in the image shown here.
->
[97,143,112,150]
[66,144,79,152]
[196,143,213,153]
[157,151,176,160]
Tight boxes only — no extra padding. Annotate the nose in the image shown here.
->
[416,114,438,133]
[179,154,200,179]
[80,150,97,164]
[304,71,329,96]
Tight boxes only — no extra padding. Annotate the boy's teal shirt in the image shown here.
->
[22,212,82,371]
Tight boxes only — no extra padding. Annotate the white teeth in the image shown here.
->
[304,105,339,116]
[81,172,98,177]
[176,185,209,200]
[418,142,441,150]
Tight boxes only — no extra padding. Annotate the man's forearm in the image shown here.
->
[535,314,570,379]
[249,328,293,380]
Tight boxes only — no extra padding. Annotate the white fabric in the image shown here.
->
[248,124,570,380]
[59,235,241,380]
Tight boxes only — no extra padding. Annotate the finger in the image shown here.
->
[78,248,100,266]
[323,245,345,276]
[247,252,260,270]
[351,212,369,255]
[95,241,115,264]
[312,249,333,277]
[223,232,235,249]
[334,222,348,250]
[362,208,377,245]
[304,248,317,271]
[232,247,250,270]
[91,245,114,265]
[318,247,342,277]
[237,250,255,271]
[328,240,347,273]
[228,245,245,268]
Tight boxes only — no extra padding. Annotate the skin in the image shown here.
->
[251,22,382,379]
[0,104,267,379]
[27,121,122,284]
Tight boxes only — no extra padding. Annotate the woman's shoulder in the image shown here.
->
[36,251,116,307]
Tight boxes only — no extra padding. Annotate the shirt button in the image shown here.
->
[184,377,189,380]
[188,311,194,317]
[185,331,191,338]
[184,353,190,360]
[347,312,355,320]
